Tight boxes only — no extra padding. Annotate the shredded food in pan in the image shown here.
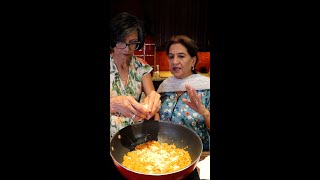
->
[122,140,192,174]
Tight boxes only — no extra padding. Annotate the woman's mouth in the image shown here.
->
[172,67,181,72]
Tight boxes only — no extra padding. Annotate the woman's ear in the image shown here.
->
[192,56,197,66]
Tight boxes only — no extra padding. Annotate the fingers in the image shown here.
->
[148,100,161,119]
[154,113,160,121]
[143,97,151,112]
[150,96,161,116]
[186,84,198,104]
[128,96,149,114]
[182,97,191,106]
[130,113,145,122]
[118,96,147,120]
[143,97,152,120]
[144,90,158,112]
[113,92,162,121]
[144,91,161,120]
[112,96,155,121]
[131,105,148,120]
[184,84,206,115]
[117,97,138,118]
[185,84,192,93]
[185,84,200,105]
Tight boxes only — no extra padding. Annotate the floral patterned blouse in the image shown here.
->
[158,89,210,151]
[110,56,152,138]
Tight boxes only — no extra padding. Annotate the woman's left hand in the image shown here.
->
[143,90,161,120]
[182,84,207,116]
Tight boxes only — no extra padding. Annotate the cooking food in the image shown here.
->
[142,103,148,109]
[122,140,192,174]
[110,120,202,180]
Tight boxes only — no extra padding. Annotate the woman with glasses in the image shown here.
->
[110,12,161,138]
[155,35,211,151]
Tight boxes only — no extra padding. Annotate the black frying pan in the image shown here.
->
[110,120,203,180]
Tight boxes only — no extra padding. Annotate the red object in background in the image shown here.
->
[135,35,210,72]
[134,35,156,67]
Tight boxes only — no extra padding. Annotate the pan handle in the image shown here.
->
[141,117,159,142]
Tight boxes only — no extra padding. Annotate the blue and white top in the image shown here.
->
[157,74,211,151]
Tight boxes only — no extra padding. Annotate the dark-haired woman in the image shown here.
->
[110,12,161,138]
[155,35,210,151]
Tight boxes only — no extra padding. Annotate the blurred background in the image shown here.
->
[110,0,211,85]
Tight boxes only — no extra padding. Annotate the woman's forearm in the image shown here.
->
[201,108,210,131]
[110,96,117,113]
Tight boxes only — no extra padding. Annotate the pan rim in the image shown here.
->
[109,120,203,176]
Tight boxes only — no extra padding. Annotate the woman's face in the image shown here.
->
[112,31,139,60]
[168,43,196,79]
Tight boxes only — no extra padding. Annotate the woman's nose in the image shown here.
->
[172,56,179,64]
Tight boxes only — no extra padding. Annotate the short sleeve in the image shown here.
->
[134,56,153,77]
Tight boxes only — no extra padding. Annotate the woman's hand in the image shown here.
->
[182,84,208,117]
[182,84,210,131]
[110,95,150,121]
[143,90,161,120]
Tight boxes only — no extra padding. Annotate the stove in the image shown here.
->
[184,169,201,180]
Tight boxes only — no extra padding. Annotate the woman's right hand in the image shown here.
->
[142,90,161,120]
[110,95,150,121]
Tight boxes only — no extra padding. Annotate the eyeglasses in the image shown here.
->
[116,41,141,50]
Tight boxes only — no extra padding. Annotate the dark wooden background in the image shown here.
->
[110,0,210,51]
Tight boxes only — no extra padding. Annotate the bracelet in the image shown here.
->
[202,109,210,118]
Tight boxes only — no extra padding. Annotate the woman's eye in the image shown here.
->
[129,39,139,43]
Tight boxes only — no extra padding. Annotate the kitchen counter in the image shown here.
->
[200,151,210,161]
[152,71,210,81]
[197,151,210,178]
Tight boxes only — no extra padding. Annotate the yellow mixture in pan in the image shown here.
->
[122,140,192,174]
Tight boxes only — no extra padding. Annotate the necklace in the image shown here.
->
[174,91,184,102]
[170,92,185,120]
[112,57,129,87]
[170,92,188,125]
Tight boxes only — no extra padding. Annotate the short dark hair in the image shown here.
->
[110,12,145,50]
[166,35,199,74]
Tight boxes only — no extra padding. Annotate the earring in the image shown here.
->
[192,66,195,70]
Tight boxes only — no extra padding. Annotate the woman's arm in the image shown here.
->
[142,73,161,119]
[142,73,155,94]
[201,108,210,132]
[182,84,210,131]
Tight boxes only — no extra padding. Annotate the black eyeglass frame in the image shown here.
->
[115,41,141,50]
